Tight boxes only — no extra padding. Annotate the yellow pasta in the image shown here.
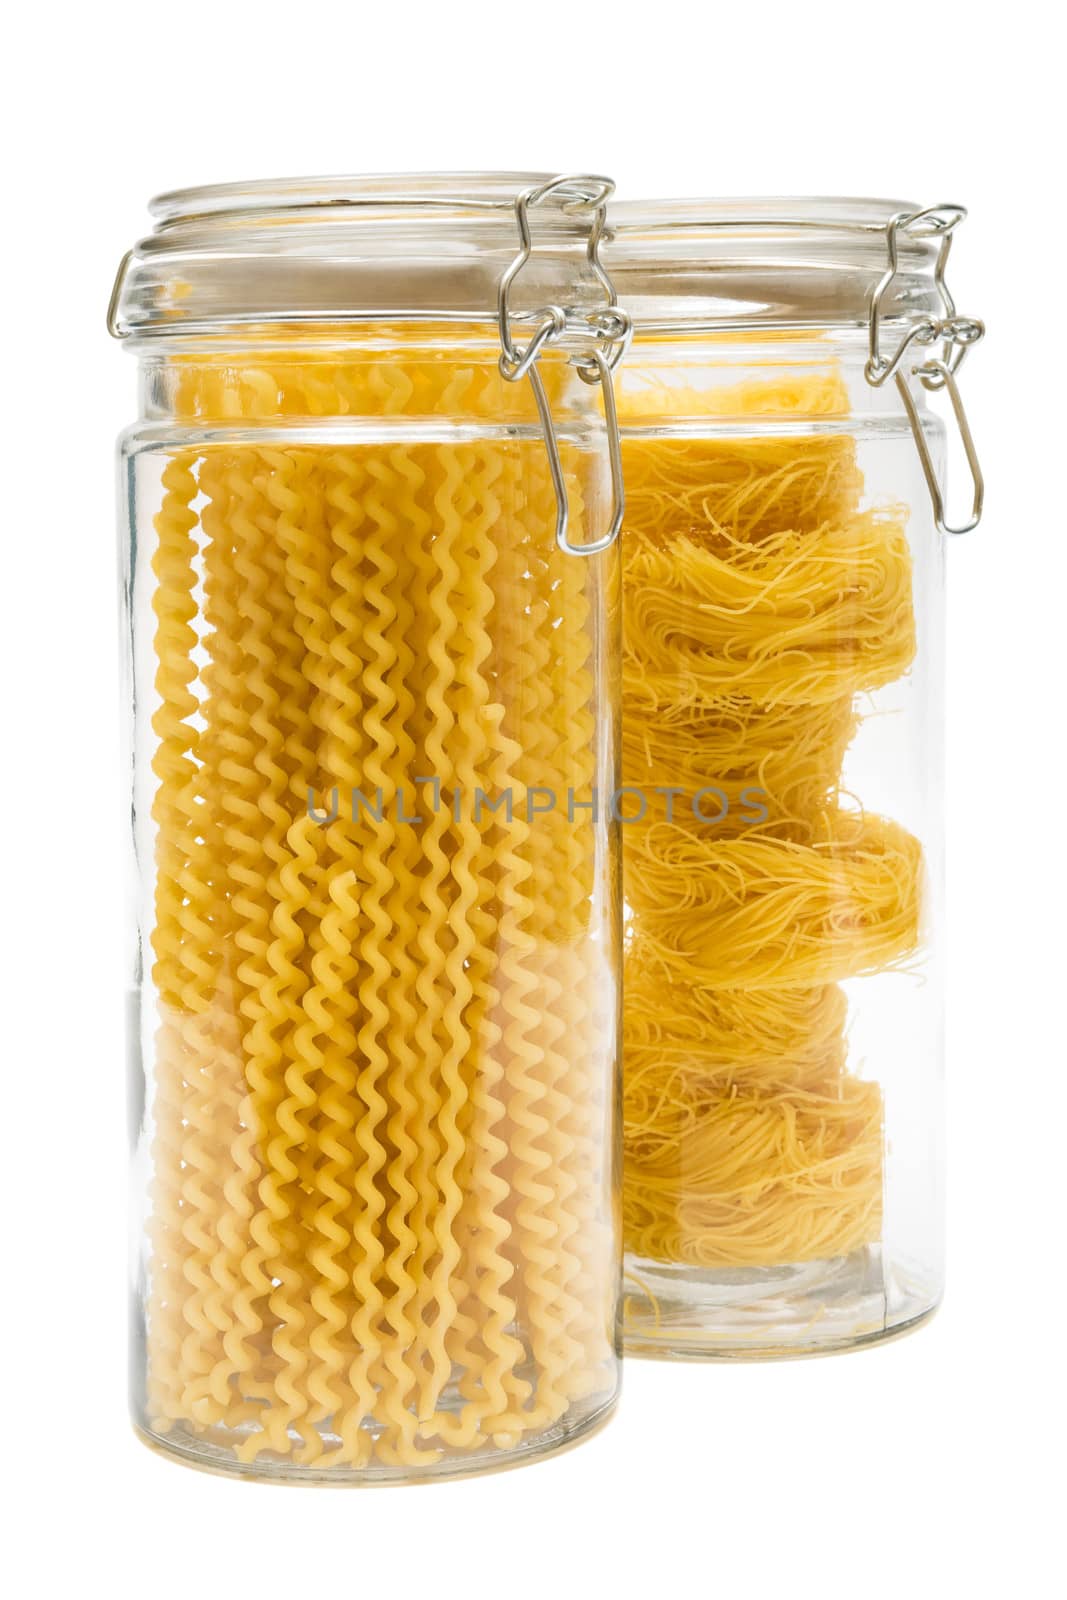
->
[141,343,615,1474]
[625,810,923,990]
[622,694,859,837]
[623,514,916,707]
[621,369,922,1275]
[621,427,863,546]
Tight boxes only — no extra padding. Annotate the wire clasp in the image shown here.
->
[865,204,985,535]
[497,174,631,557]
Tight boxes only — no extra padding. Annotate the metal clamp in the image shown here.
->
[107,249,134,339]
[497,174,631,557]
[865,204,985,535]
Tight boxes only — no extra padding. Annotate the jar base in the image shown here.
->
[133,1387,619,1486]
[622,1246,939,1360]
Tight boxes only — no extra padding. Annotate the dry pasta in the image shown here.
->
[141,344,616,1472]
[621,369,922,1273]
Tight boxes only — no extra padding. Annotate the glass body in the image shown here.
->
[118,180,621,1480]
[609,244,946,1358]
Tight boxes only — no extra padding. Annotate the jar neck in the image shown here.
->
[615,327,927,427]
[131,326,590,426]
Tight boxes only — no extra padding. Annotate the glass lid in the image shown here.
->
[110,172,615,339]
[604,196,962,333]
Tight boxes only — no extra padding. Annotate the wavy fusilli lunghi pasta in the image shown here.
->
[620,368,922,1280]
[138,341,618,1476]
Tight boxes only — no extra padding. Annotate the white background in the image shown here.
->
[3,3,1062,1595]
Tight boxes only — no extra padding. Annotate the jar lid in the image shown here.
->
[109,172,616,340]
[604,196,960,334]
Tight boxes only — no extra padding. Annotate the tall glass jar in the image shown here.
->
[111,174,625,1479]
[605,199,984,1358]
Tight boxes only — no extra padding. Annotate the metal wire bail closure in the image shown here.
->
[107,249,134,339]
[497,174,630,557]
[865,204,985,536]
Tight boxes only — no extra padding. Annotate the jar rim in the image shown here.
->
[608,195,931,235]
[149,171,608,225]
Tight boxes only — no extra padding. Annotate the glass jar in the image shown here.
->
[110,173,626,1479]
[605,199,984,1357]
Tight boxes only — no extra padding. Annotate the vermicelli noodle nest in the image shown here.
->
[626,811,923,990]
[620,367,923,1276]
